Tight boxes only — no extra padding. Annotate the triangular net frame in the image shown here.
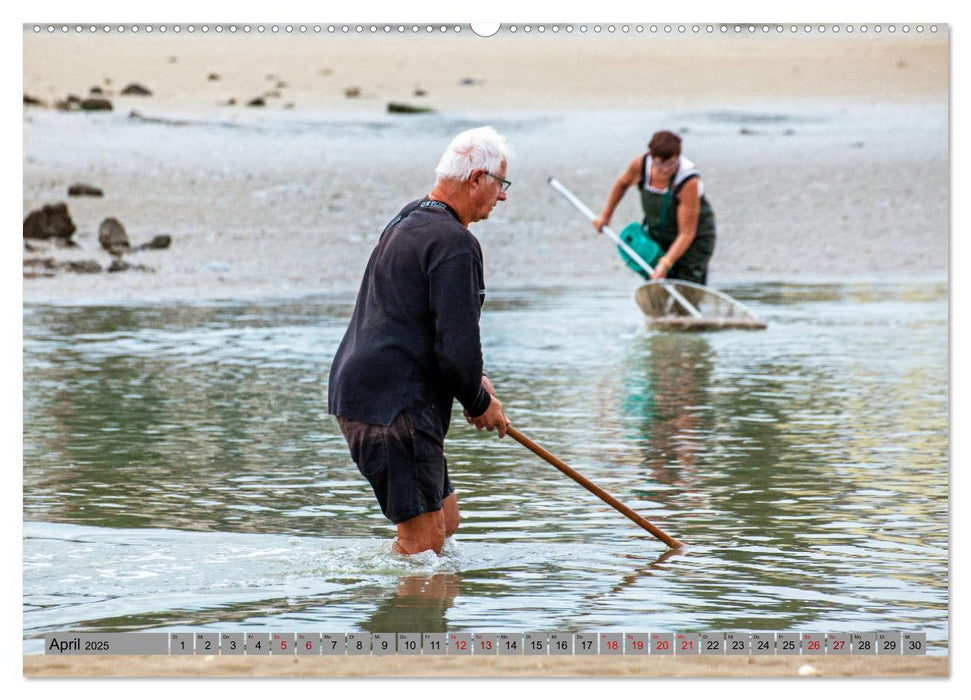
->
[635,280,767,331]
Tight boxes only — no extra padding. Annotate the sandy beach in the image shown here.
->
[23,27,949,305]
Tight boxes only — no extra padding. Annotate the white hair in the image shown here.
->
[434,126,510,182]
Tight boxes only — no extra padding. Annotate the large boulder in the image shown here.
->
[23,203,77,243]
[98,217,130,253]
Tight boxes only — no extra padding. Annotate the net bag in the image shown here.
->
[635,280,767,331]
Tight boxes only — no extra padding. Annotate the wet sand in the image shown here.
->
[22,29,949,305]
[23,653,948,677]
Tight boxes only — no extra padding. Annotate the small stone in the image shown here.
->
[344,87,361,98]
[80,97,113,111]
[121,83,153,96]
[797,664,819,676]
[55,95,82,111]
[24,258,56,270]
[136,235,172,251]
[208,73,221,81]
[108,258,131,273]
[68,183,104,197]
[387,102,433,114]
[23,258,58,278]
[65,260,102,274]
[98,217,130,253]
[247,97,266,107]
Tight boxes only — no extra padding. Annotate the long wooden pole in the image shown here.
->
[506,426,685,549]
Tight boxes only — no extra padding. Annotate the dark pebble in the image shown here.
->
[121,83,153,96]
[80,98,113,111]
[68,183,104,197]
[387,102,433,114]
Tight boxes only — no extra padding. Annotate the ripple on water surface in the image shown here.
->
[22,282,949,654]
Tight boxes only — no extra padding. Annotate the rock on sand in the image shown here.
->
[23,203,77,244]
[98,217,130,253]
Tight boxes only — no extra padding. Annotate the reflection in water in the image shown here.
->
[22,283,949,652]
[595,547,685,602]
[622,333,713,490]
[364,574,462,634]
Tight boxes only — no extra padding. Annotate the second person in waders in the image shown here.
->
[592,130,716,285]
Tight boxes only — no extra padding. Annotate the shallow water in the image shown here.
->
[22,281,949,654]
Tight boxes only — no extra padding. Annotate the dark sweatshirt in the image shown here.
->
[328,199,492,442]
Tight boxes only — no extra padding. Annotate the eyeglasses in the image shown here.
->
[485,172,512,192]
[651,156,679,170]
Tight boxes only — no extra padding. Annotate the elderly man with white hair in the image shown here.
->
[329,126,511,556]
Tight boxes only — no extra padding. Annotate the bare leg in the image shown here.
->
[392,494,460,555]
[443,492,460,538]
[394,509,446,555]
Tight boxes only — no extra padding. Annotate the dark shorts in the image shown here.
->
[337,410,454,524]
